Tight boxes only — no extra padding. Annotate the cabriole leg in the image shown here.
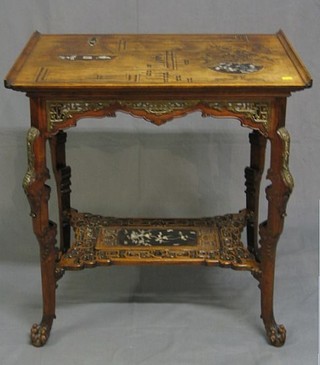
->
[23,127,58,347]
[259,125,293,346]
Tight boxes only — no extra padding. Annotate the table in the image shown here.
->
[4,31,312,347]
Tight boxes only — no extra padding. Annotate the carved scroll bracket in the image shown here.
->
[47,100,271,136]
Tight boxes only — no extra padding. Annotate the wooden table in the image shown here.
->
[4,31,312,347]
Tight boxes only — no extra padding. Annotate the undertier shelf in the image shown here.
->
[57,210,260,273]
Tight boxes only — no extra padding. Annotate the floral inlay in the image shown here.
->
[118,228,197,246]
[211,63,263,74]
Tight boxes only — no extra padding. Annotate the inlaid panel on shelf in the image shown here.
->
[58,210,260,272]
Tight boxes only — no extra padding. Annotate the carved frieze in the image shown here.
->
[226,102,269,125]
[207,101,270,134]
[118,100,198,116]
[47,100,271,135]
[47,101,113,131]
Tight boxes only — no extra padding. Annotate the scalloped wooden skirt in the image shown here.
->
[57,209,260,273]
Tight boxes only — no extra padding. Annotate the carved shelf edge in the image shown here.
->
[57,209,261,274]
[47,100,271,136]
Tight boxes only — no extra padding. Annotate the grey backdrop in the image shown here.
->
[0,1,319,364]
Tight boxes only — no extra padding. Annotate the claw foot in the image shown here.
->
[266,323,286,347]
[30,323,50,347]
[30,315,55,347]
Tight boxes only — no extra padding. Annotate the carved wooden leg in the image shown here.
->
[49,131,71,254]
[30,221,57,347]
[24,127,57,347]
[259,221,287,346]
[245,130,267,259]
[259,126,293,346]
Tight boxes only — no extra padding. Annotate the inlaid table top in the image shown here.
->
[5,31,312,93]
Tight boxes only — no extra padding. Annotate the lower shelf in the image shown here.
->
[57,209,260,273]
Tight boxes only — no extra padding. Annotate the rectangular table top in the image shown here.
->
[5,31,312,94]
